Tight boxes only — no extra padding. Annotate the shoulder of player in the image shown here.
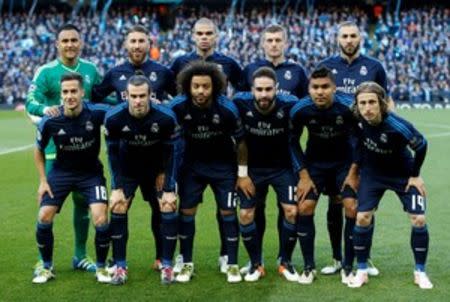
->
[78,58,99,71]
[105,102,127,121]
[152,104,177,123]
[290,96,314,116]
[317,55,338,67]
[167,95,188,110]
[84,101,111,113]
[334,92,354,108]
[232,92,253,106]
[359,54,384,68]
[33,60,59,78]
[384,112,416,138]
[144,60,171,73]
[277,94,300,106]
[217,95,239,117]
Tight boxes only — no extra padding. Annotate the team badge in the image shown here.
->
[149,72,157,82]
[28,84,36,92]
[336,116,344,125]
[360,66,368,76]
[85,121,94,131]
[358,122,363,129]
[212,114,220,124]
[332,69,338,74]
[380,133,388,143]
[276,110,284,119]
[246,111,254,118]
[284,70,292,80]
[151,123,160,133]
[85,75,91,84]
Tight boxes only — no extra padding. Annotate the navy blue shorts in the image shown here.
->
[239,167,297,209]
[358,174,426,214]
[41,169,107,210]
[121,173,161,203]
[305,162,356,201]
[178,162,237,210]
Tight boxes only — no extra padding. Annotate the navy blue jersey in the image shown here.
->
[242,59,308,99]
[354,112,427,178]
[168,95,244,164]
[289,92,355,172]
[233,92,298,168]
[170,51,243,91]
[104,102,181,191]
[36,102,109,173]
[318,54,387,95]
[93,59,175,103]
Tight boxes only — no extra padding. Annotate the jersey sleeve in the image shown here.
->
[375,63,388,93]
[289,104,306,173]
[162,114,183,192]
[240,65,252,92]
[91,70,117,104]
[104,114,123,189]
[163,68,177,98]
[228,59,245,91]
[26,66,49,117]
[403,121,427,177]
[223,99,244,143]
[295,67,309,99]
[36,117,51,151]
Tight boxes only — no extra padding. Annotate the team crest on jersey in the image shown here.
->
[284,70,292,80]
[149,72,157,82]
[358,122,363,129]
[151,123,160,133]
[246,111,254,118]
[84,75,91,84]
[212,114,220,124]
[336,116,344,125]
[380,133,388,143]
[360,66,368,76]
[85,121,94,131]
[184,114,192,120]
[332,69,338,74]
[29,84,36,92]
[276,110,284,119]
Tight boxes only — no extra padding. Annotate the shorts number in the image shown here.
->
[288,186,297,201]
[227,192,237,208]
[95,186,107,200]
[411,195,425,211]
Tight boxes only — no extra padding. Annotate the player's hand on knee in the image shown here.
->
[297,169,316,203]
[236,176,255,199]
[155,173,165,192]
[43,105,61,117]
[342,173,359,193]
[160,191,177,212]
[405,176,427,197]
[110,189,126,212]
[37,180,54,204]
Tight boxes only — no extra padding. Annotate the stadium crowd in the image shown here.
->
[0,5,448,104]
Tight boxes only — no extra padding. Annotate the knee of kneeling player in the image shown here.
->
[283,205,297,223]
[344,202,357,218]
[356,212,372,226]
[220,209,236,216]
[38,208,55,224]
[111,203,128,214]
[411,215,426,227]
[239,208,254,224]
[92,213,108,226]
[298,202,315,215]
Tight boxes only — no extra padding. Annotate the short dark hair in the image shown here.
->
[176,60,226,100]
[262,24,287,40]
[60,72,83,86]
[127,74,152,93]
[353,81,389,119]
[126,24,149,36]
[57,23,80,39]
[252,67,277,85]
[192,18,218,34]
[310,66,336,83]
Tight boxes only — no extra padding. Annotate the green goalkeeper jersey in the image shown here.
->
[26,58,102,157]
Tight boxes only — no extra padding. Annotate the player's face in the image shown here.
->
[61,80,84,111]
[252,76,276,111]
[56,30,82,61]
[127,84,150,118]
[309,77,336,109]
[190,75,213,107]
[338,25,361,58]
[357,92,382,125]
[193,23,217,52]
[125,31,149,65]
[262,31,286,59]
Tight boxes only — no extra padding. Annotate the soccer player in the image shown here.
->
[242,24,308,98]
[93,25,175,104]
[26,23,102,273]
[290,67,358,285]
[240,24,308,273]
[93,24,175,271]
[167,61,244,283]
[348,81,432,289]
[233,67,299,282]
[104,75,180,285]
[317,21,389,275]
[32,73,110,284]
[170,17,244,273]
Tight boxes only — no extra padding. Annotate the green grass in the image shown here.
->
[0,110,449,301]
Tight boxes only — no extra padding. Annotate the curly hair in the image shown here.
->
[176,60,226,100]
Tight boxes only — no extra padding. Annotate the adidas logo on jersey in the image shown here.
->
[57,129,66,135]
[122,125,131,132]
[246,111,254,118]
[119,75,127,81]
[184,114,192,120]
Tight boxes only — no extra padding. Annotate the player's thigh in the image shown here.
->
[139,174,160,211]
[76,174,108,207]
[357,176,385,213]
[210,177,238,211]
[178,169,207,210]
[271,168,297,206]
[396,186,427,216]
[40,172,72,214]
[89,202,108,226]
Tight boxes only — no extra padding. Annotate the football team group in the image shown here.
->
[26,17,432,289]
